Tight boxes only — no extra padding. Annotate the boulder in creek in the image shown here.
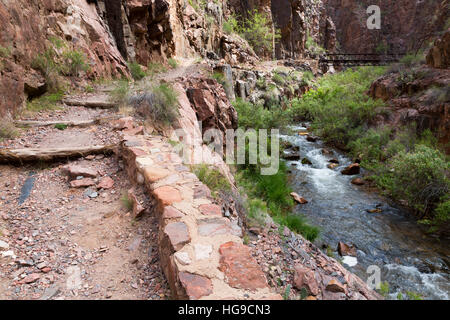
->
[301,158,312,165]
[290,192,308,204]
[351,178,365,186]
[341,163,360,175]
[329,158,339,164]
[306,135,318,142]
[337,241,357,257]
[282,152,301,161]
[327,163,338,169]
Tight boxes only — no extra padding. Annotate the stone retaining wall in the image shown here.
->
[121,134,281,300]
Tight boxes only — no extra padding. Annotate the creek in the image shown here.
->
[281,125,450,300]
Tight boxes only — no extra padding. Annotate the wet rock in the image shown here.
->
[282,152,301,161]
[337,242,357,257]
[18,173,36,205]
[293,266,319,296]
[367,208,383,214]
[327,163,339,169]
[351,178,365,186]
[341,163,360,175]
[329,158,339,164]
[290,192,308,204]
[321,149,334,156]
[306,135,318,142]
[301,158,312,165]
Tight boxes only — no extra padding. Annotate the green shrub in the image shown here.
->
[274,214,319,242]
[223,16,239,34]
[110,79,130,106]
[0,120,19,140]
[128,61,146,81]
[147,62,167,78]
[0,45,11,58]
[378,145,449,221]
[193,164,231,197]
[26,92,64,112]
[129,83,179,127]
[61,50,89,76]
[54,123,68,130]
[231,9,279,57]
[233,98,290,130]
[289,67,386,148]
[272,73,285,86]
[168,58,178,69]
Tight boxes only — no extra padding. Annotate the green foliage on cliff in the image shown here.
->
[223,10,279,57]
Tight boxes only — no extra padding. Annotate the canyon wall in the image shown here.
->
[323,0,448,54]
[227,0,337,59]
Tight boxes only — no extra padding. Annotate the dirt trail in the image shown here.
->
[0,95,169,300]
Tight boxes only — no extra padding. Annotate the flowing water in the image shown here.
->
[281,125,450,300]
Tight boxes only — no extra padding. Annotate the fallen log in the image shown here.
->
[0,145,116,164]
[14,120,97,128]
[14,116,122,128]
[63,97,116,109]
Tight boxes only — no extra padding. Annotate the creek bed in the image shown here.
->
[281,125,450,300]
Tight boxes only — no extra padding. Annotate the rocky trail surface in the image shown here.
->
[0,96,169,300]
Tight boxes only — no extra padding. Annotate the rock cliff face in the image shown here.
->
[0,0,128,117]
[323,0,447,54]
[227,0,337,59]
[369,31,450,154]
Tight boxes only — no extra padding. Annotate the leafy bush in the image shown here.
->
[193,164,231,197]
[26,92,64,112]
[0,120,19,140]
[272,73,285,86]
[381,145,449,217]
[147,62,167,79]
[62,50,89,76]
[233,98,290,131]
[129,83,179,127]
[229,9,279,57]
[128,62,146,81]
[289,67,386,148]
[168,58,178,69]
[223,16,239,34]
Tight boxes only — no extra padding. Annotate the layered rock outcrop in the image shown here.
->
[324,0,447,54]
[227,0,337,59]
[0,0,128,117]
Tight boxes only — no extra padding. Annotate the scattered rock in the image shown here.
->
[22,273,41,284]
[337,242,357,256]
[70,178,96,188]
[341,163,360,175]
[326,279,346,293]
[0,240,9,250]
[97,176,114,189]
[351,178,365,185]
[290,192,308,204]
[293,266,319,296]
[63,165,98,179]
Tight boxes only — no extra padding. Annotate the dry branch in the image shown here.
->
[0,145,116,164]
